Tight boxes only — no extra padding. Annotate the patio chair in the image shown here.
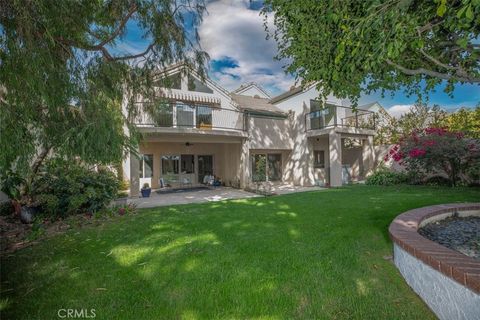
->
[182,177,192,188]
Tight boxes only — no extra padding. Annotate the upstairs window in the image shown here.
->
[188,75,213,94]
[313,150,325,168]
[176,103,195,127]
[156,73,181,89]
[309,100,336,129]
[196,105,213,127]
[310,100,322,112]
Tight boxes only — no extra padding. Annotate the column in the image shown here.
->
[129,151,140,197]
[329,132,342,187]
[239,138,250,189]
[362,135,374,178]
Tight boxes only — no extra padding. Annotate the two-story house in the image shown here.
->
[123,64,377,196]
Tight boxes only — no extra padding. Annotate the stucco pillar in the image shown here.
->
[239,138,250,189]
[329,132,342,187]
[362,135,374,178]
[129,151,140,197]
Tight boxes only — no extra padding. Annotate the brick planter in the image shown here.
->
[389,203,480,320]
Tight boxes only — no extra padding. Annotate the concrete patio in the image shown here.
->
[128,185,325,208]
[128,187,259,208]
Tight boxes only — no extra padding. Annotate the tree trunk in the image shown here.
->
[450,160,456,187]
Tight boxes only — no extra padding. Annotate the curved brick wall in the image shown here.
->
[389,203,480,320]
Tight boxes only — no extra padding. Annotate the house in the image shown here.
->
[123,64,377,196]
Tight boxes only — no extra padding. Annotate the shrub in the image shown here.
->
[385,127,480,186]
[424,176,452,186]
[33,159,119,219]
[366,168,409,186]
[0,200,14,216]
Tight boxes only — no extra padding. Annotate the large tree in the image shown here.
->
[263,0,480,104]
[0,1,207,188]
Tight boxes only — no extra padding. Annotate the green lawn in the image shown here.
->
[1,185,479,319]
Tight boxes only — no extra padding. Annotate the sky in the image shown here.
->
[116,0,479,117]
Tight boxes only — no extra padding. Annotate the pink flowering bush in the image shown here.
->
[385,127,480,186]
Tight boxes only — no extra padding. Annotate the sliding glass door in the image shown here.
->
[198,155,213,183]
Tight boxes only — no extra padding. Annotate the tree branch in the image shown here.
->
[111,43,156,61]
[95,3,137,48]
[385,59,480,83]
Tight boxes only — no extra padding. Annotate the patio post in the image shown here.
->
[362,135,374,178]
[329,132,342,187]
[239,138,250,189]
[130,151,140,197]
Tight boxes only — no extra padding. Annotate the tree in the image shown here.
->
[374,103,447,144]
[263,0,480,105]
[441,106,480,138]
[0,1,207,196]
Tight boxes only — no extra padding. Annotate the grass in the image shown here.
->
[1,185,479,319]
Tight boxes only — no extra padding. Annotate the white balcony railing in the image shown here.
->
[134,103,246,131]
[305,105,376,131]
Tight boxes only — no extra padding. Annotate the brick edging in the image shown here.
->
[389,203,480,294]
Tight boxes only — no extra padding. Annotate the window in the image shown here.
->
[176,103,195,127]
[196,105,213,127]
[139,154,153,178]
[267,154,282,181]
[181,155,194,174]
[252,154,267,182]
[251,153,282,182]
[310,99,322,112]
[149,101,173,127]
[188,75,213,93]
[309,100,336,129]
[314,150,325,168]
[156,73,181,89]
[161,155,179,175]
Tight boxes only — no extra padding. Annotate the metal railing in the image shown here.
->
[134,103,246,131]
[305,105,376,131]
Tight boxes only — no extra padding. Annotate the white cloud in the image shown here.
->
[387,104,414,118]
[199,0,294,95]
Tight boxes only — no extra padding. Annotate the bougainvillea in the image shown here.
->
[385,127,480,186]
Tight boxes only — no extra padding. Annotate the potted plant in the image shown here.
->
[141,183,151,198]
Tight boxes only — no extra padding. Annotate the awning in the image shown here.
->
[157,89,221,105]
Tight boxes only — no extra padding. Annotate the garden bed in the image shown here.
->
[389,203,480,320]
[419,215,480,259]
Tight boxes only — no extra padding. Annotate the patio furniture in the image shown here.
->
[181,177,193,188]
[162,175,180,188]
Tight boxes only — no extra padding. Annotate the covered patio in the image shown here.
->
[128,186,259,208]
[128,184,326,208]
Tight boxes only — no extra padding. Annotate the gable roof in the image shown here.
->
[269,82,318,104]
[232,82,271,99]
[231,94,287,117]
[358,102,380,110]
[153,62,234,102]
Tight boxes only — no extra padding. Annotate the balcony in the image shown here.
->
[134,102,246,132]
[305,104,376,132]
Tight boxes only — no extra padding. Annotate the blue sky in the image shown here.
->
[117,0,479,116]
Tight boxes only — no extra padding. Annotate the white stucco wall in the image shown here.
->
[247,115,293,150]
[272,86,356,186]
[394,243,480,320]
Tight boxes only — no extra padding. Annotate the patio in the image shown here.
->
[128,186,259,208]
[128,185,325,208]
